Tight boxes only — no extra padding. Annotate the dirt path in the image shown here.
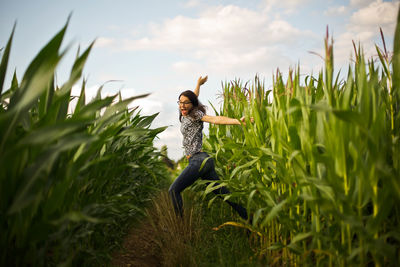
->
[110,219,162,267]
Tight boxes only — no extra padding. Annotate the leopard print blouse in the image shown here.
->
[180,109,204,156]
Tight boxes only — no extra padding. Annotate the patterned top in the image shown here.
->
[180,109,204,156]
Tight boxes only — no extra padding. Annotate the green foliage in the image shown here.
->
[0,21,169,266]
[203,10,400,267]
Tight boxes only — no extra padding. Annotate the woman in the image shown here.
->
[168,75,248,220]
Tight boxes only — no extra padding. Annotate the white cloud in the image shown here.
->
[68,84,163,117]
[172,61,203,73]
[129,97,163,115]
[333,0,399,67]
[324,5,348,16]
[95,37,115,48]
[349,1,398,32]
[350,0,377,8]
[184,0,202,8]
[108,4,309,78]
[154,126,185,160]
[262,0,312,14]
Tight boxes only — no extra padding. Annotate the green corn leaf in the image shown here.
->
[70,41,94,83]
[268,243,284,250]
[9,19,68,109]
[290,232,313,245]
[136,112,159,128]
[204,182,227,195]
[230,157,259,179]
[340,67,353,109]
[261,199,287,226]
[17,121,87,146]
[199,156,210,171]
[14,53,64,113]
[393,5,400,98]
[375,45,390,78]
[331,109,363,126]
[8,134,96,214]
[0,22,15,96]
[74,78,87,114]
[55,89,70,121]
[38,75,55,119]
[101,93,150,122]
[73,95,114,119]
[0,55,63,154]
[52,211,103,224]
[0,70,18,102]
[253,207,267,225]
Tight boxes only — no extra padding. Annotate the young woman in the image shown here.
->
[168,75,248,220]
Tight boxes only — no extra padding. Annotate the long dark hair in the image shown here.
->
[178,90,206,122]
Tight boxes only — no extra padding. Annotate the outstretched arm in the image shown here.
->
[201,115,248,125]
[194,75,208,97]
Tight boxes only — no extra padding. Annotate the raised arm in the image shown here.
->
[201,115,247,125]
[194,75,208,97]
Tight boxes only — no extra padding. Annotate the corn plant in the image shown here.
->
[204,9,400,267]
[0,21,169,266]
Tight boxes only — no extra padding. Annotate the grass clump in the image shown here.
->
[146,188,261,267]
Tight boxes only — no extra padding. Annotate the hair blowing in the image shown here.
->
[178,90,206,122]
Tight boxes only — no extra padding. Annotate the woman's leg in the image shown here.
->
[168,161,201,217]
[200,156,248,220]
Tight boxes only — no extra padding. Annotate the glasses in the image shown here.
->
[177,101,192,106]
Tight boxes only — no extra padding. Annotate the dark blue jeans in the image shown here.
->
[168,152,248,220]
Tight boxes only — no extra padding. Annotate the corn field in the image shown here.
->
[0,21,169,266]
[203,11,400,267]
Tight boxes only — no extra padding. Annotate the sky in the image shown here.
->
[1,0,399,160]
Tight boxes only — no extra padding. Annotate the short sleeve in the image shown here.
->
[192,109,204,121]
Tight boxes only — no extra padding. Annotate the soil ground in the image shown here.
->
[110,219,161,267]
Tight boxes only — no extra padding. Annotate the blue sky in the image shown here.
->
[1,0,399,160]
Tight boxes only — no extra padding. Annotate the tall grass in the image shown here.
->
[0,21,169,266]
[203,10,400,267]
[147,191,202,266]
[146,188,258,267]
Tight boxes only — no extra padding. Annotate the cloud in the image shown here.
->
[350,0,377,8]
[324,5,348,16]
[262,0,312,14]
[349,0,398,33]
[106,4,310,78]
[122,5,304,51]
[154,126,184,160]
[95,37,115,48]
[128,97,163,115]
[68,84,163,117]
[333,0,399,67]
[172,61,203,73]
[184,0,202,8]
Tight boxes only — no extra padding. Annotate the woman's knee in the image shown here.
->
[168,184,176,195]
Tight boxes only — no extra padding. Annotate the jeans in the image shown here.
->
[168,152,248,220]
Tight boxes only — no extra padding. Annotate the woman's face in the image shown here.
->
[178,95,193,116]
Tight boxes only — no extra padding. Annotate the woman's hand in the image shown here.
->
[197,75,208,86]
[240,116,254,126]
[194,75,208,96]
